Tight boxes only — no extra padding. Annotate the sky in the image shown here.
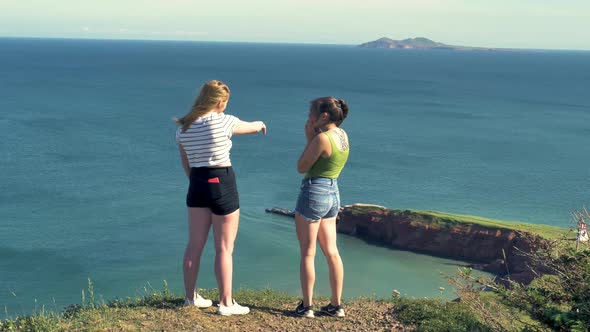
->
[1,0,589,50]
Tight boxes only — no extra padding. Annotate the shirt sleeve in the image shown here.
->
[225,114,240,138]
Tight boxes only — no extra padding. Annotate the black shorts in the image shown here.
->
[186,166,239,215]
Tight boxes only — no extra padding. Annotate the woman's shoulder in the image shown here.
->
[337,128,349,140]
[209,112,235,122]
[219,113,240,129]
[314,131,332,148]
[219,112,239,121]
[327,128,348,139]
[328,128,349,151]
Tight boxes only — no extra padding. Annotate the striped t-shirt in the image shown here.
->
[176,113,240,168]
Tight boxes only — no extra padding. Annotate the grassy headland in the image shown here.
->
[1,285,495,332]
[346,204,572,239]
[3,207,580,331]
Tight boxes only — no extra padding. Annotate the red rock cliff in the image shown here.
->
[337,205,545,284]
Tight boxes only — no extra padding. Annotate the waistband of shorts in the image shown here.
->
[192,166,232,170]
[190,166,234,176]
[302,177,337,186]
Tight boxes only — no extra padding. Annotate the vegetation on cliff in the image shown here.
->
[452,244,590,331]
[1,284,489,332]
[346,204,571,239]
[4,256,588,331]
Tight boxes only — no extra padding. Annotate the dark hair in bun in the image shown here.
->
[310,97,349,126]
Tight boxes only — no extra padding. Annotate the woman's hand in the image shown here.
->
[258,121,267,135]
[305,118,316,142]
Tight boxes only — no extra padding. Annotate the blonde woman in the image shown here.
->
[175,80,266,316]
[294,97,349,318]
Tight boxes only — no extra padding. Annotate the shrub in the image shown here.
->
[452,236,590,331]
[393,297,493,332]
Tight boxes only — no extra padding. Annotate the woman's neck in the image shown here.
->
[202,109,222,118]
[319,124,338,132]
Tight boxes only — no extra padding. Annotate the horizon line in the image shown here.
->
[1,35,589,52]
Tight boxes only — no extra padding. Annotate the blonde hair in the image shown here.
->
[175,80,231,132]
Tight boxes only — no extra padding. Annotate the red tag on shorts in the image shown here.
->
[208,177,220,183]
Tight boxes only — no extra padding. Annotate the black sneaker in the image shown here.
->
[295,301,314,318]
[320,303,345,317]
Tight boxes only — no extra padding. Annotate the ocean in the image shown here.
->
[1,38,589,315]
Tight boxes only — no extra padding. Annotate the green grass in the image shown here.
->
[456,290,553,332]
[0,284,500,332]
[347,204,573,239]
[392,297,493,332]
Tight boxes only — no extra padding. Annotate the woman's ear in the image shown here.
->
[216,100,227,112]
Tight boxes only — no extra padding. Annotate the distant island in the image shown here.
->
[359,37,496,51]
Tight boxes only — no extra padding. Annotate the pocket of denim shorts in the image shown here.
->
[307,186,331,215]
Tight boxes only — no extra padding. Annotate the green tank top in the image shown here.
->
[305,130,350,179]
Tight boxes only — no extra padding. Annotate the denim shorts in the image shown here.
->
[295,177,340,222]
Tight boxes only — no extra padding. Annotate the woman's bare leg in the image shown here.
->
[183,207,212,300]
[212,209,240,307]
[295,213,321,307]
[318,217,343,306]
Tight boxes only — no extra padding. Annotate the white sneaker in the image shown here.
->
[184,294,213,308]
[217,299,250,316]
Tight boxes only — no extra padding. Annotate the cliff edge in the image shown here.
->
[336,204,570,284]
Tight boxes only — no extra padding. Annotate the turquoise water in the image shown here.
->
[1,38,589,314]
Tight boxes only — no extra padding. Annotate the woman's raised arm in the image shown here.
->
[233,120,267,136]
[297,133,330,173]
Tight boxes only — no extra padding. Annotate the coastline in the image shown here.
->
[267,203,572,284]
[2,206,575,330]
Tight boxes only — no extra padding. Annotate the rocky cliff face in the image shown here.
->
[337,205,543,284]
